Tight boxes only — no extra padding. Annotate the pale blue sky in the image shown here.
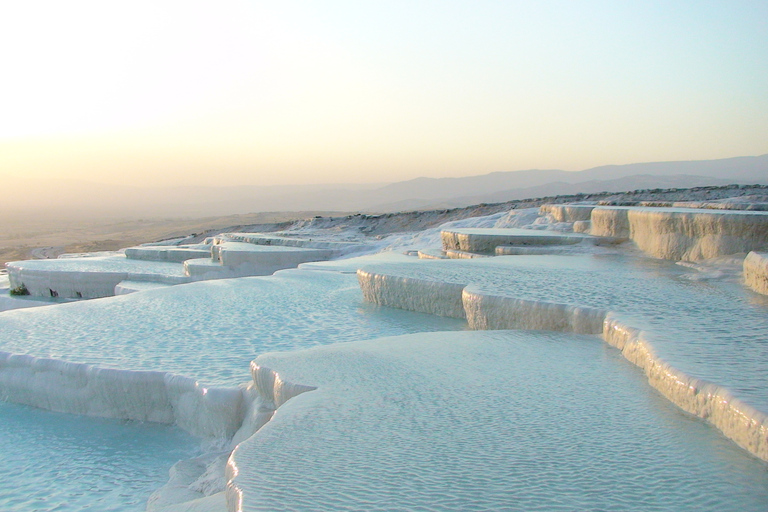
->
[1,0,766,186]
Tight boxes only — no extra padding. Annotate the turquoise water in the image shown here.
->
[0,269,466,510]
[0,270,465,386]
[2,256,768,510]
[0,401,199,511]
[360,254,768,412]
[236,330,768,511]
[7,255,188,277]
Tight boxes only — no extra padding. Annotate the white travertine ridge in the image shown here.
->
[582,206,768,260]
[444,248,490,259]
[6,256,190,298]
[357,257,768,462]
[590,207,631,237]
[214,243,334,277]
[495,245,569,255]
[539,204,596,222]
[124,245,212,263]
[358,269,467,318]
[744,251,768,295]
[218,233,366,255]
[114,280,173,295]
[183,257,233,280]
[226,331,768,512]
[603,314,768,461]
[572,219,591,233]
[463,285,606,334]
[441,228,586,253]
[2,196,768,510]
[416,249,447,259]
[627,209,768,260]
[0,351,247,439]
[6,231,368,299]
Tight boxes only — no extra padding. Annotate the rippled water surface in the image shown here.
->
[239,330,768,511]
[7,255,188,276]
[0,401,199,511]
[361,254,768,411]
[0,270,465,386]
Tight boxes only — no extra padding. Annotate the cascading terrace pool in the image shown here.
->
[1,204,767,511]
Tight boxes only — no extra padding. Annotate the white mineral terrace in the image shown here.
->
[6,233,364,298]
[6,256,191,299]
[210,242,335,278]
[227,331,768,511]
[2,200,768,511]
[440,227,597,253]
[539,203,596,222]
[357,254,768,461]
[124,244,212,263]
[218,232,366,255]
[744,251,768,296]
[0,266,465,509]
[541,204,768,261]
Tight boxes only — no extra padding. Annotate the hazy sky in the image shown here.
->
[1,1,767,187]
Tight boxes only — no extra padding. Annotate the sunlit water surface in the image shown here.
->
[2,254,768,510]
[0,401,199,511]
[361,254,768,412]
[0,270,465,386]
[240,330,768,511]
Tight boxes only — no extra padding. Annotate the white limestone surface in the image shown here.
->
[0,294,53,312]
[219,233,365,255]
[572,219,591,233]
[357,254,768,459]
[6,255,190,299]
[227,331,768,511]
[590,206,631,237]
[215,242,335,277]
[627,208,768,260]
[444,249,490,259]
[539,203,596,222]
[744,251,768,295]
[125,245,212,263]
[298,251,416,273]
[0,264,467,510]
[495,245,569,255]
[114,280,175,295]
[417,249,448,259]
[441,228,588,253]
[0,351,247,439]
[666,200,768,211]
[0,268,464,437]
[0,274,54,312]
[588,206,768,260]
[183,257,234,280]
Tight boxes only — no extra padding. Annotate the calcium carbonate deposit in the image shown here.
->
[1,196,768,511]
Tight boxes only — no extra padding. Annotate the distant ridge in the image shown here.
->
[367,155,768,210]
[3,154,767,219]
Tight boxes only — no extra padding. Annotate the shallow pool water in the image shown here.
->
[234,330,768,511]
[2,248,768,511]
[360,254,768,412]
[6,255,188,277]
[0,269,465,386]
[0,401,199,512]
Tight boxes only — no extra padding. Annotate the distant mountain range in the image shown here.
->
[3,154,767,220]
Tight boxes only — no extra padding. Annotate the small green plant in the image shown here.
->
[9,284,29,296]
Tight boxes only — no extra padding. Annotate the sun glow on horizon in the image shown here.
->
[1,1,767,187]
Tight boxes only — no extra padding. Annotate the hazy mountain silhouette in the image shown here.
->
[3,154,766,221]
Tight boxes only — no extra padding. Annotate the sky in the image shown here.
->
[1,0,767,188]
